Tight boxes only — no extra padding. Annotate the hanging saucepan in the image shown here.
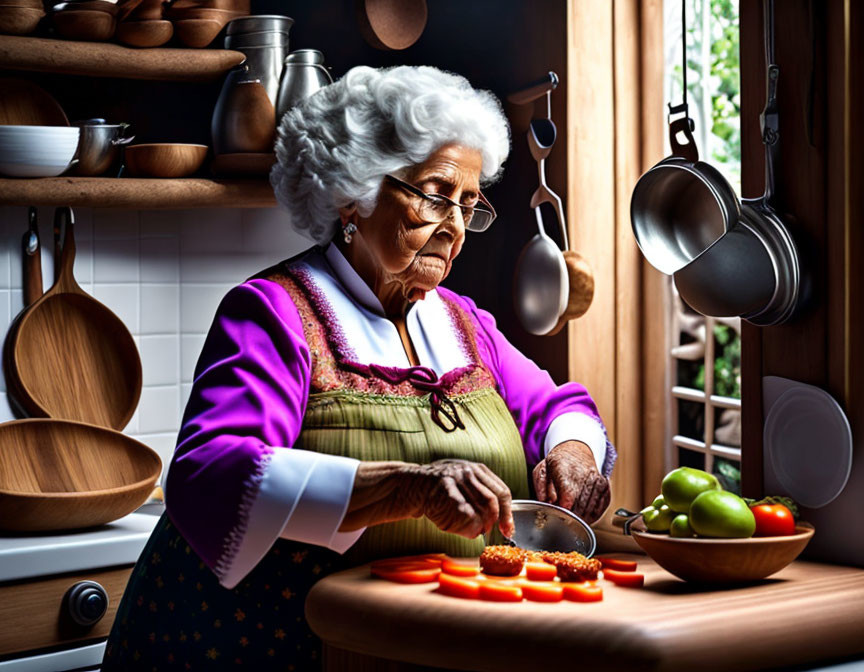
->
[630,0,800,326]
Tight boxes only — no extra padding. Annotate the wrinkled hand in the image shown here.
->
[532,441,610,524]
[407,459,515,540]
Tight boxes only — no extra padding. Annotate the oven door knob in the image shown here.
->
[64,580,109,627]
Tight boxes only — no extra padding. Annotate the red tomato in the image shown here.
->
[525,562,558,581]
[522,581,564,602]
[597,557,638,572]
[562,581,603,602]
[438,573,480,599]
[602,568,644,587]
[441,558,480,577]
[478,581,523,602]
[750,504,797,536]
[370,565,441,584]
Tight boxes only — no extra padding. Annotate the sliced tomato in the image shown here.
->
[562,581,604,602]
[441,557,480,577]
[370,565,441,583]
[603,568,644,588]
[522,581,564,602]
[438,573,480,599]
[525,562,558,581]
[597,557,638,572]
[478,580,523,602]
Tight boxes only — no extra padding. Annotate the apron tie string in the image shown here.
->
[342,362,466,433]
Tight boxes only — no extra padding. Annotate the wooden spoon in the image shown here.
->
[7,207,142,431]
[545,250,595,336]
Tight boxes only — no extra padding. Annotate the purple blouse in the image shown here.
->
[165,245,615,588]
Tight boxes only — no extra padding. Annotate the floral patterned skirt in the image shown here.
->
[101,512,341,671]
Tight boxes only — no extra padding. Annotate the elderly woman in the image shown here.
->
[101,65,615,670]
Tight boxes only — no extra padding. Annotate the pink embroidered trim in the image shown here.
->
[288,264,359,363]
[212,447,274,583]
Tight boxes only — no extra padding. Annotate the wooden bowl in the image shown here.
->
[125,142,207,177]
[52,8,116,40]
[173,17,222,47]
[210,152,275,177]
[115,18,172,46]
[0,418,162,532]
[0,6,44,34]
[170,0,249,12]
[52,0,119,15]
[122,0,162,20]
[0,78,69,125]
[167,6,241,21]
[630,518,815,583]
[0,0,44,9]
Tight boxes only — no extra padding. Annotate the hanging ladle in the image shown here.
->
[512,74,594,336]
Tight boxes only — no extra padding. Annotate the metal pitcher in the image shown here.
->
[275,50,333,120]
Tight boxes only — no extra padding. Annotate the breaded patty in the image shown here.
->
[541,551,602,582]
[479,545,526,576]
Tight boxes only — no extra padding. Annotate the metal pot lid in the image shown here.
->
[226,14,294,35]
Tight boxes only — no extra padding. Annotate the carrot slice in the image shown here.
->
[438,573,480,599]
[441,558,480,577]
[522,581,564,602]
[370,566,441,583]
[603,568,645,587]
[478,581,523,602]
[525,562,558,581]
[597,557,638,572]
[562,581,604,602]
[371,553,445,569]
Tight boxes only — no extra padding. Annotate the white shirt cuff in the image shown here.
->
[217,448,363,589]
[543,412,608,472]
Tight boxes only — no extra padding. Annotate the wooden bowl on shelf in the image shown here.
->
[173,17,222,47]
[630,518,815,584]
[0,6,44,35]
[0,418,162,533]
[122,0,163,20]
[115,18,172,46]
[52,0,119,16]
[0,0,44,9]
[125,143,208,177]
[52,8,117,40]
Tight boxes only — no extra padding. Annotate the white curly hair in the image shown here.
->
[270,65,511,245]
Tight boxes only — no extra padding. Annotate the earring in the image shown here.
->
[342,221,358,244]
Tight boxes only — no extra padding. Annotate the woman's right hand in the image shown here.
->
[340,459,514,540]
[409,459,515,539]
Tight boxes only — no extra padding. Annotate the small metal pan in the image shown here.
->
[487,499,597,557]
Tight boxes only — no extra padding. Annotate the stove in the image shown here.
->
[0,509,161,671]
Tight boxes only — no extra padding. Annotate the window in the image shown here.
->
[664,0,742,493]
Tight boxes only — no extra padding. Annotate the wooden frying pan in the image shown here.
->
[0,78,69,126]
[6,207,142,430]
[355,0,427,50]
[0,418,161,532]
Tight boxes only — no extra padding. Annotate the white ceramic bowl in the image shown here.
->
[0,126,80,177]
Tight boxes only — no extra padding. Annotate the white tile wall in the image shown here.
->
[0,205,311,477]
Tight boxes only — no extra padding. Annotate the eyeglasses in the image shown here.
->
[384,174,497,232]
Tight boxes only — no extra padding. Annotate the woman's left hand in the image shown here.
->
[532,441,610,524]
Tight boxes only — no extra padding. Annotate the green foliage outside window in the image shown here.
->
[695,324,741,398]
[672,0,741,191]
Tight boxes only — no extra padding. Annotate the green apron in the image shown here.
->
[101,265,528,671]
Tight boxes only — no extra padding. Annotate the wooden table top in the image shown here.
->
[305,554,864,671]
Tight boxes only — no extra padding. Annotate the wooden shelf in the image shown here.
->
[0,177,276,209]
[0,35,245,82]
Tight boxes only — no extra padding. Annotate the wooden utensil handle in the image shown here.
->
[22,207,43,307]
[53,207,78,290]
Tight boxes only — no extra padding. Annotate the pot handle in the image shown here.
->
[668,116,699,163]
